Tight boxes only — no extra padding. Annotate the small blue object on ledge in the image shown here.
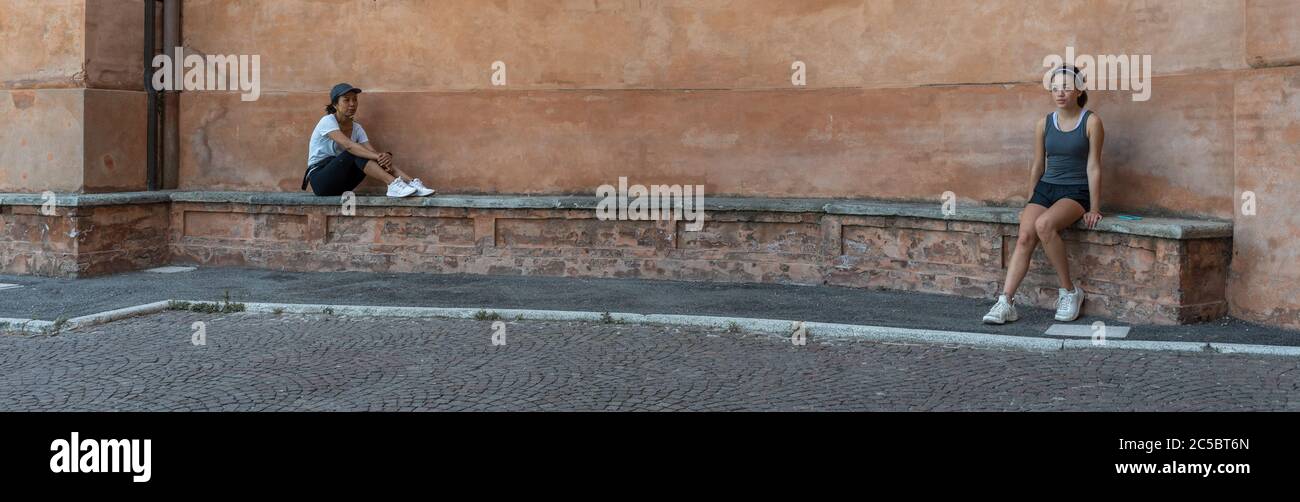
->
[1116,215,1143,221]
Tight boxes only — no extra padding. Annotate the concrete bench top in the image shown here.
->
[0,190,1233,240]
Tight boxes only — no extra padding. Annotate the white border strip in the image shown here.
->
[239,302,1062,351]
[0,317,54,334]
[3,299,1298,357]
[235,301,1296,356]
[65,301,172,330]
[0,301,170,335]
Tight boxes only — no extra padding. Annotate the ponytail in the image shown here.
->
[1078,91,1088,107]
[324,103,337,115]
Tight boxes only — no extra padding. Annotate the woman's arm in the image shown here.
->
[346,127,392,169]
[364,143,394,169]
[326,130,382,161]
[1084,114,1105,227]
[1028,117,1047,200]
[353,140,393,169]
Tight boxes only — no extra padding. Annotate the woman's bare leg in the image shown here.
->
[1003,204,1047,297]
[368,159,418,183]
[389,166,421,182]
[362,160,397,185]
[1034,199,1087,291]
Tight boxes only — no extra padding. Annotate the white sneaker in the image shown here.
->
[1055,286,1085,321]
[982,294,1019,324]
[408,178,435,196]
[386,178,417,197]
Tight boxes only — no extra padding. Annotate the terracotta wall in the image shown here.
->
[180,0,1246,91]
[1231,0,1300,330]
[1231,65,1300,330]
[0,0,149,193]
[176,0,1245,219]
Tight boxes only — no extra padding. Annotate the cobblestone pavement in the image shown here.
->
[2,311,1298,411]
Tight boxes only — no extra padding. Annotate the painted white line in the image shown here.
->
[1044,323,1131,339]
[144,266,196,273]
[0,283,22,291]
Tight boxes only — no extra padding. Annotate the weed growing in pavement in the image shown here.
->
[474,310,503,321]
[49,316,68,335]
[167,295,245,314]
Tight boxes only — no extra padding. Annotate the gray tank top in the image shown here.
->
[1041,109,1091,185]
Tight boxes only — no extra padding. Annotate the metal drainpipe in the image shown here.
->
[144,0,158,191]
[163,0,181,189]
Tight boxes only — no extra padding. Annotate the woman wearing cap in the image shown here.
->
[302,83,434,198]
[983,65,1104,325]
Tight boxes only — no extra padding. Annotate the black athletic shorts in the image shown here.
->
[302,151,368,196]
[1029,180,1090,212]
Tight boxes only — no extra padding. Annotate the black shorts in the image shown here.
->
[302,152,368,196]
[1029,180,1090,212]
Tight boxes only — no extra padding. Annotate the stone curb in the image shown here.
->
[232,301,1288,356]
[5,299,1291,357]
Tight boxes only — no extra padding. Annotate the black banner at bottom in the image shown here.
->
[1,412,1290,492]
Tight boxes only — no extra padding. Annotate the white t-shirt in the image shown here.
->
[307,114,369,167]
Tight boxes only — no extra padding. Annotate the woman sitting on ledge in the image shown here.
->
[983,65,1104,325]
[301,83,434,198]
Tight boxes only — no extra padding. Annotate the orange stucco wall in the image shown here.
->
[1231,65,1300,329]
[177,0,1250,217]
[0,0,148,193]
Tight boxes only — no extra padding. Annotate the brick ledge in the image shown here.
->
[0,190,1232,240]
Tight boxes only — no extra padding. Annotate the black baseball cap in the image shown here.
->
[330,83,362,103]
